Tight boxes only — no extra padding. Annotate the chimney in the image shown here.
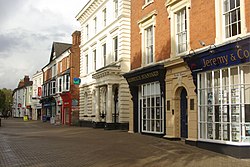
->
[72,31,81,46]
[24,75,30,83]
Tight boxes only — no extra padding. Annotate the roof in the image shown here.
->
[49,42,71,62]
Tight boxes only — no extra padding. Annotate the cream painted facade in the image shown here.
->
[164,57,197,141]
[76,0,131,129]
[31,71,43,120]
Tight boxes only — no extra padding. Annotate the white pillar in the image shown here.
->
[106,84,113,123]
[95,87,100,122]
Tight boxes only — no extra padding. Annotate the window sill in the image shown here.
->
[142,1,154,10]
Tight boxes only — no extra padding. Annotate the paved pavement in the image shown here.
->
[0,118,250,167]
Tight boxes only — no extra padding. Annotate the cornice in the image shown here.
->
[76,0,104,24]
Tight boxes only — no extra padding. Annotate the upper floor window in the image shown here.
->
[52,64,57,77]
[114,0,118,18]
[176,8,187,54]
[113,36,118,62]
[103,8,107,27]
[223,0,241,38]
[103,43,107,66]
[94,17,97,34]
[57,77,62,93]
[167,0,190,56]
[138,11,156,66]
[143,0,154,9]
[65,75,70,91]
[51,81,56,95]
[85,54,88,74]
[93,49,97,70]
[145,26,154,64]
[86,24,89,40]
[66,56,70,69]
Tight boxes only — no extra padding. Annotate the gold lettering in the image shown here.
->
[237,49,244,59]
[244,50,250,59]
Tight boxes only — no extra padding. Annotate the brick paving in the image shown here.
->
[0,118,250,167]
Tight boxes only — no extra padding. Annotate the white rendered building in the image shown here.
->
[76,0,131,129]
[31,71,43,120]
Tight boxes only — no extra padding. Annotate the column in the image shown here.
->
[106,84,113,123]
[95,87,100,122]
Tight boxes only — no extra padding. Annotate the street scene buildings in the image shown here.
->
[10,0,250,159]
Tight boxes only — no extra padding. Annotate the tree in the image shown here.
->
[0,90,6,114]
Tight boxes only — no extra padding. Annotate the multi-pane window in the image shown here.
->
[198,63,250,143]
[65,75,70,91]
[145,26,154,64]
[176,8,187,54]
[103,43,106,66]
[93,49,97,70]
[223,0,241,38]
[51,81,56,95]
[114,0,118,18]
[103,8,106,27]
[85,54,88,74]
[139,82,164,134]
[57,77,62,93]
[113,36,118,61]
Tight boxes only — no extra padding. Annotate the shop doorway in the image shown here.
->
[180,88,188,138]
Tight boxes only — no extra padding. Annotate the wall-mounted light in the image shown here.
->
[199,40,206,47]
[209,44,216,54]
[235,37,242,49]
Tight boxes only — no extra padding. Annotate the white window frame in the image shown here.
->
[57,77,62,93]
[167,0,190,57]
[102,43,107,66]
[86,24,89,40]
[103,8,107,27]
[93,49,97,71]
[65,75,70,91]
[198,63,250,144]
[113,36,118,62]
[138,11,156,66]
[139,82,164,134]
[215,0,247,44]
[85,54,88,74]
[142,0,154,9]
[51,80,56,95]
[114,0,118,18]
[94,17,97,34]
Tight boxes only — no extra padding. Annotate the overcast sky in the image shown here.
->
[0,0,87,90]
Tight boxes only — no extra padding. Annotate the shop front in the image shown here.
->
[124,64,166,135]
[41,97,56,121]
[60,92,72,125]
[184,36,250,158]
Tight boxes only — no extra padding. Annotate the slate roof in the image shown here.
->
[49,42,72,62]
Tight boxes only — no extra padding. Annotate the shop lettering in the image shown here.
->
[203,55,228,68]
[237,48,250,59]
[128,71,159,83]
[202,48,250,68]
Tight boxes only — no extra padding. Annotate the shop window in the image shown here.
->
[139,82,164,134]
[198,63,250,143]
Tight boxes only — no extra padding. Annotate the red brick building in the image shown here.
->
[124,0,250,158]
[41,31,81,125]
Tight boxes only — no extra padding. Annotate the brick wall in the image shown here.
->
[190,0,216,50]
[131,0,170,70]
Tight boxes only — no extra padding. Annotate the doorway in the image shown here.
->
[180,88,188,138]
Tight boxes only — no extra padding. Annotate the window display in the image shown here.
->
[139,82,164,134]
[198,63,250,143]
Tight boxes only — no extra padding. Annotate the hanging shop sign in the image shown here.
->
[73,78,81,85]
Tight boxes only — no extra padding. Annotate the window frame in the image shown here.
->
[113,36,118,62]
[215,0,247,44]
[167,0,190,57]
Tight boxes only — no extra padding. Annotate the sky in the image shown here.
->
[0,0,88,90]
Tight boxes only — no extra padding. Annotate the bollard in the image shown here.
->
[0,118,1,127]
